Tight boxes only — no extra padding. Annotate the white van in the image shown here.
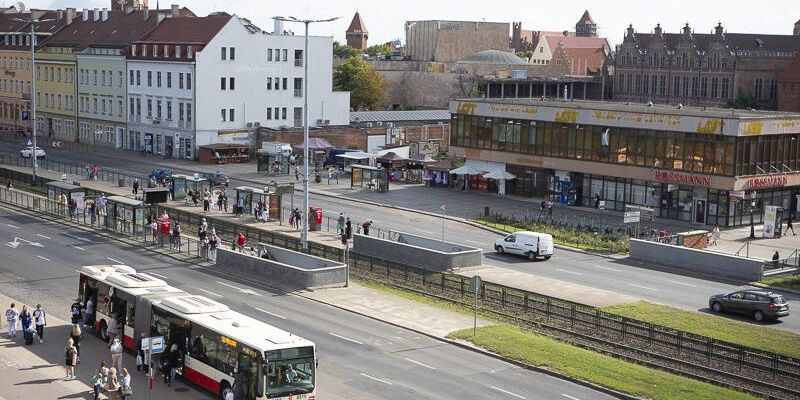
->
[494,231,554,261]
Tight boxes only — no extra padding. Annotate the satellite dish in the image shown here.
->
[14,1,26,12]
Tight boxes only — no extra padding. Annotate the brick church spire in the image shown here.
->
[346,11,368,50]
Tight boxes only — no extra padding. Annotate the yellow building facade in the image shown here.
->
[0,48,32,135]
[35,46,76,141]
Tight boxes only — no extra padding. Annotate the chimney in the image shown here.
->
[143,6,149,21]
[58,9,64,20]
[66,8,76,25]
[171,4,179,17]
[273,19,284,35]
[82,9,89,21]
[102,8,108,21]
[93,8,100,21]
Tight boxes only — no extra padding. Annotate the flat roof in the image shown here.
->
[450,98,800,136]
[350,110,450,123]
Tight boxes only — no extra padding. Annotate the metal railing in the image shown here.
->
[6,154,144,189]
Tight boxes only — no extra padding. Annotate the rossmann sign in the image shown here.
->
[745,176,789,190]
[654,171,712,187]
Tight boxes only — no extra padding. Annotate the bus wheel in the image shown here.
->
[98,320,108,342]
[219,380,233,400]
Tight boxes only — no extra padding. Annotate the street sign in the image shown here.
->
[469,275,482,293]
[148,336,166,354]
[21,110,30,121]
[52,141,62,148]
[623,211,641,224]
[26,139,32,146]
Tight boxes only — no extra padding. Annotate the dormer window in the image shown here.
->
[175,45,181,58]
[131,44,137,56]
[143,44,148,57]
[187,45,194,59]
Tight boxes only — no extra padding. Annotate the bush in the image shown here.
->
[472,217,630,253]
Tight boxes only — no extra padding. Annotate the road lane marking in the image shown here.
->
[667,280,698,288]
[404,358,436,370]
[197,288,223,297]
[36,255,51,262]
[561,395,581,400]
[6,224,19,229]
[360,373,392,385]
[149,272,169,279]
[107,257,123,264]
[255,307,287,320]
[72,245,85,251]
[217,281,263,296]
[329,332,362,345]
[64,233,91,242]
[630,284,659,291]
[36,234,51,239]
[490,386,526,399]
[555,268,583,276]
[593,265,621,272]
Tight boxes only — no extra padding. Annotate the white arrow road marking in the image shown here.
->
[329,332,362,345]
[216,281,262,296]
[36,234,51,239]
[197,288,223,297]
[359,373,392,386]
[404,358,436,370]
[6,224,19,229]
[36,255,51,262]
[254,307,287,320]
[107,257,123,264]
[64,233,91,242]
[6,237,43,248]
[490,386,526,399]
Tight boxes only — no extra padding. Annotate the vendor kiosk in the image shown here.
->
[105,196,147,235]
[171,174,211,201]
[45,181,86,215]
[351,165,389,193]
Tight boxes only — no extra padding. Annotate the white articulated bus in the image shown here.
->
[151,295,317,400]
[78,265,187,349]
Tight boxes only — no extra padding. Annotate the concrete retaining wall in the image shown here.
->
[352,231,482,272]
[215,245,347,290]
[629,239,765,281]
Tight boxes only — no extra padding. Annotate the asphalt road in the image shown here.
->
[4,143,800,334]
[0,205,617,400]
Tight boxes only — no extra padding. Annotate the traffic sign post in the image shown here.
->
[469,275,482,338]
[146,336,165,400]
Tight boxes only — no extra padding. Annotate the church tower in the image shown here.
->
[112,0,147,11]
[575,10,598,37]
[346,12,368,50]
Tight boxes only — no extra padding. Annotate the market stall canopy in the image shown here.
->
[336,151,373,160]
[293,137,334,151]
[483,170,517,180]
[409,154,436,164]
[377,152,409,162]
[450,165,483,175]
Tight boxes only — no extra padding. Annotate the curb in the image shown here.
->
[750,282,800,296]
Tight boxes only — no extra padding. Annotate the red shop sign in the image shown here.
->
[654,171,712,187]
[745,176,788,190]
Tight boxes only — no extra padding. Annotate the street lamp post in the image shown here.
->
[749,191,757,239]
[273,15,339,252]
[14,17,54,184]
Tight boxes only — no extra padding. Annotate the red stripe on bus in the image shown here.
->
[182,365,220,395]
[122,334,134,350]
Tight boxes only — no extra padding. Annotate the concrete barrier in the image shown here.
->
[214,245,347,290]
[629,239,765,281]
[352,231,482,272]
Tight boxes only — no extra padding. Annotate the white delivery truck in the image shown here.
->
[494,231,554,261]
[261,141,293,158]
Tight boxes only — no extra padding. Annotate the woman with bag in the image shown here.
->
[105,367,120,393]
[64,338,78,380]
[91,361,108,400]
[69,324,82,363]
[119,368,133,399]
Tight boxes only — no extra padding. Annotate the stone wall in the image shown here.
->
[352,231,482,271]
[629,239,764,281]
[214,246,347,289]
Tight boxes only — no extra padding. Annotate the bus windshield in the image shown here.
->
[265,347,315,397]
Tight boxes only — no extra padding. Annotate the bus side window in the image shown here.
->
[126,303,135,328]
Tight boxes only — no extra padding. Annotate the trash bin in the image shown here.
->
[118,178,126,187]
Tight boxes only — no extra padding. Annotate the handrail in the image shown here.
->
[735,241,750,258]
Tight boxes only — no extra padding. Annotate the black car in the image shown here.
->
[709,290,789,321]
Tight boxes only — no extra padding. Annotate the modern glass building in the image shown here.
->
[449,98,800,226]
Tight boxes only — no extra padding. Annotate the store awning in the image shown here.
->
[450,165,482,175]
[483,170,517,180]
[336,151,372,160]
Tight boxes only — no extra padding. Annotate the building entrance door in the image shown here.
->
[694,198,707,224]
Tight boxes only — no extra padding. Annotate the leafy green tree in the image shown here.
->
[332,41,362,59]
[364,44,393,57]
[333,56,389,110]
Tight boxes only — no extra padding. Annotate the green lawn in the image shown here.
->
[470,218,629,253]
[761,275,800,291]
[602,301,800,358]
[449,325,758,400]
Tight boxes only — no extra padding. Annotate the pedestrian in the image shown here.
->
[337,213,345,235]
[20,305,32,336]
[92,165,100,181]
[70,324,82,362]
[341,231,348,247]
[132,178,140,195]
[32,304,46,343]
[90,361,108,400]
[164,344,180,386]
[198,224,207,243]
[289,210,295,228]
[236,196,244,217]
[546,200,554,217]
[83,297,95,328]
[110,336,124,374]
[362,220,373,236]
[64,337,78,380]
[787,215,796,236]
[236,232,247,252]
[773,251,781,264]
[294,166,300,182]
[119,368,133,399]
[70,299,82,325]
[222,192,228,213]
[203,191,210,212]
[345,217,352,240]
[294,208,302,230]
[172,221,182,251]
[710,225,720,245]
[106,367,120,393]
[85,164,91,180]
[191,190,199,207]
[150,217,159,244]
[217,192,223,211]
[107,314,119,346]
[5,303,19,338]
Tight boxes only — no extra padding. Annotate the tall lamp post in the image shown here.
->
[273,15,339,251]
[14,17,55,184]
[749,191,757,239]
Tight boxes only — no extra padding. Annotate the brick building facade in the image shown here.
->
[614,22,800,109]
[778,56,800,112]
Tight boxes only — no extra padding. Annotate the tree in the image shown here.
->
[364,44,393,57]
[332,41,362,59]
[333,56,389,110]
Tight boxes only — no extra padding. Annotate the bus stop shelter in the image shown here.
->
[351,165,388,192]
[105,195,147,235]
[45,181,86,213]
[234,186,281,220]
[171,174,211,201]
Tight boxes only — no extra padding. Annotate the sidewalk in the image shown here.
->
[0,293,210,400]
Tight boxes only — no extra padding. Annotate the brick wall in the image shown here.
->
[256,124,450,152]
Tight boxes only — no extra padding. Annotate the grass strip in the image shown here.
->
[470,218,629,253]
[602,301,800,359]
[760,275,800,291]
[448,324,759,400]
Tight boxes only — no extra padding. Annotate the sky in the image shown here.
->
[18,0,800,47]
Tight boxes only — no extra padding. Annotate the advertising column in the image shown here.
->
[763,206,778,238]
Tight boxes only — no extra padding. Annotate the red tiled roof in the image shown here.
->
[545,35,611,53]
[138,14,230,44]
[778,56,800,83]
[347,12,367,33]
[565,47,608,74]
[577,10,595,25]
[43,9,179,50]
